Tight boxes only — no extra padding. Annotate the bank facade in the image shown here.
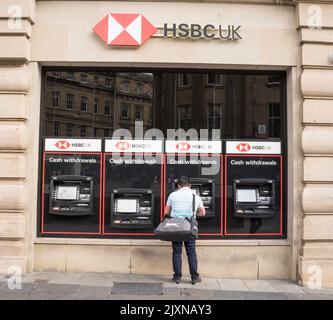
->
[0,0,333,287]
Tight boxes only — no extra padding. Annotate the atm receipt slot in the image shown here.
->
[49,175,94,216]
[233,178,276,218]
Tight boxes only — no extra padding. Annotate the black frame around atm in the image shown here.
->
[37,67,288,239]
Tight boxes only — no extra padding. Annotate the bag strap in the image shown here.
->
[192,193,196,217]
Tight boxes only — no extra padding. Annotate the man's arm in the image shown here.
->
[164,195,172,217]
[196,198,206,217]
[164,204,171,216]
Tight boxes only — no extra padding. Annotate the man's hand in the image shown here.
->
[197,207,206,217]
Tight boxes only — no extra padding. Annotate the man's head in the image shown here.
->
[176,176,191,189]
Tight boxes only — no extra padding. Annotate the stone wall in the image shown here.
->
[0,0,35,273]
[297,1,333,288]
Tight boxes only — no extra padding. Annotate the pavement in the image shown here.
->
[0,272,333,300]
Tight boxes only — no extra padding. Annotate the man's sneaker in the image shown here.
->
[191,277,202,285]
[172,277,181,284]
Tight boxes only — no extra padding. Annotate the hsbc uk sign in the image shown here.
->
[105,140,163,153]
[45,139,102,152]
[226,141,281,155]
[93,13,241,47]
[166,141,222,154]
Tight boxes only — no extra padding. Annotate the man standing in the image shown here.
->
[164,176,206,284]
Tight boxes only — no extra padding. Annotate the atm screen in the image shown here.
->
[237,189,257,203]
[56,186,78,200]
[116,199,137,213]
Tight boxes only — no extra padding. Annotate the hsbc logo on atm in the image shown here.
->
[55,140,71,150]
[236,143,251,152]
[93,13,241,47]
[115,141,131,151]
[176,142,191,151]
[55,140,93,150]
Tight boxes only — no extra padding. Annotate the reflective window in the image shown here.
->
[42,70,284,140]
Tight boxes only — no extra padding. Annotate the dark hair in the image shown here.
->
[176,176,191,188]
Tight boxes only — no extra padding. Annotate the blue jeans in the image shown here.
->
[172,239,199,280]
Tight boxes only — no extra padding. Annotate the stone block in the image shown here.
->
[303,215,333,240]
[0,36,30,62]
[304,157,333,182]
[303,126,333,154]
[0,153,26,178]
[303,185,333,212]
[0,213,25,239]
[302,44,333,67]
[0,123,28,150]
[0,183,27,211]
[303,99,333,124]
[0,65,30,92]
[301,69,333,98]
[0,94,27,119]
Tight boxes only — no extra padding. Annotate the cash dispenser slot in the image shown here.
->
[233,178,275,218]
[111,188,154,229]
[49,175,94,216]
[172,178,215,219]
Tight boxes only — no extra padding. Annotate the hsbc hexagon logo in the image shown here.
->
[236,143,251,152]
[115,141,131,151]
[176,142,191,152]
[55,140,71,150]
[93,13,157,46]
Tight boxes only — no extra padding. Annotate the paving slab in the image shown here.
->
[74,286,112,300]
[48,272,84,285]
[244,292,287,300]
[243,280,277,293]
[184,288,216,299]
[268,280,305,294]
[76,273,114,288]
[112,282,164,296]
[217,279,249,292]
[285,293,333,300]
[214,290,246,300]
[164,287,183,296]
[302,287,333,295]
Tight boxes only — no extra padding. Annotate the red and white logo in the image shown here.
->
[55,140,70,150]
[115,141,131,151]
[236,143,251,152]
[176,142,191,152]
[93,13,157,46]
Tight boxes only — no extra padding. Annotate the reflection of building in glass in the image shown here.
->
[154,73,281,139]
[45,71,154,137]
[44,71,281,140]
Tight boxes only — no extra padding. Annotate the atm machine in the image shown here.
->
[49,175,94,216]
[110,188,154,229]
[172,178,215,218]
[233,178,275,218]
